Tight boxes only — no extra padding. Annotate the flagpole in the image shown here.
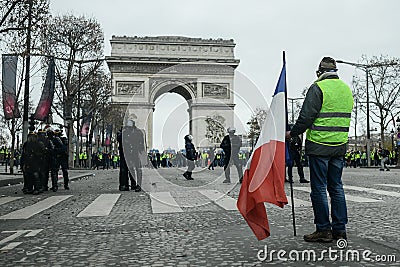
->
[283,51,297,237]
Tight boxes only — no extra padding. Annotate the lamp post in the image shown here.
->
[287,97,304,124]
[391,129,395,152]
[336,59,398,167]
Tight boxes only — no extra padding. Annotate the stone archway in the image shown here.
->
[106,36,239,150]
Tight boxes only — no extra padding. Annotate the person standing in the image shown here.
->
[379,148,390,171]
[286,134,309,183]
[286,57,353,242]
[21,132,46,195]
[220,127,243,184]
[55,129,70,190]
[182,134,196,180]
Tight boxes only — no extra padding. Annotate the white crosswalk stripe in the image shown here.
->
[150,192,183,214]
[293,187,383,203]
[343,185,400,198]
[77,194,121,217]
[0,195,72,220]
[198,190,238,211]
[375,184,400,189]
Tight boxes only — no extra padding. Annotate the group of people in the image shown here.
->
[21,127,69,195]
[182,126,244,183]
[345,148,397,170]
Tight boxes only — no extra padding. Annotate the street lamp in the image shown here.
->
[391,129,395,152]
[287,97,304,124]
[336,59,398,167]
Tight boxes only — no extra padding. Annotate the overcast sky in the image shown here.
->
[49,0,400,150]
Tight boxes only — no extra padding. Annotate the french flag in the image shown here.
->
[237,61,288,240]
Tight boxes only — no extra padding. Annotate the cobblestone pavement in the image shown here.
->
[0,166,399,266]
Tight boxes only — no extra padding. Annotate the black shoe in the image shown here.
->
[131,185,138,190]
[239,177,243,184]
[304,230,333,243]
[285,179,293,183]
[332,231,347,240]
[183,173,192,180]
[134,186,142,192]
[300,179,309,183]
[119,185,129,191]
[51,186,58,192]
[222,179,231,184]
[386,169,390,171]
[64,185,70,190]
[32,190,40,195]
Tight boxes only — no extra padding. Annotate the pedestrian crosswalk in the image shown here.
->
[0,184,398,220]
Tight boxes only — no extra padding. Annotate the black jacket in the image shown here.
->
[185,142,196,161]
[290,72,349,157]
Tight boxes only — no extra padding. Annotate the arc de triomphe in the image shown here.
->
[106,36,240,149]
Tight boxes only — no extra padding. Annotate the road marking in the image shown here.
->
[77,194,121,217]
[0,230,29,245]
[198,190,237,211]
[0,196,72,220]
[286,196,311,207]
[293,187,382,203]
[375,184,400,188]
[24,229,43,237]
[0,197,22,206]
[150,192,183,214]
[344,185,400,198]
[0,241,22,251]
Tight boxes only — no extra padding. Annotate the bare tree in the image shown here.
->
[40,14,104,166]
[352,55,400,145]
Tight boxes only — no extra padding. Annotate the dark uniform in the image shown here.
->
[21,133,46,194]
[183,135,196,180]
[56,132,70,190]
[117,121,145,191]
[220,127,243,183]
[47,130,60,191]
[287,135,309,183]
[37,130,51,191]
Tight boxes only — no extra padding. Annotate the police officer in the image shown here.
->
[37,129,51,191]
[53,129,69,190]
[183,134,196,180]
[117,120,145,191]
[220,127,243,184]
[21,131,46,194]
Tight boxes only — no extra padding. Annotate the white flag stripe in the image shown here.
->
[198,190,237,211]
[77,194,121,217]
[0,197,22,206]
[293,187,382,203]
[150,192,183,214]
[344,185,400,198]
[286,196,311,207]
[375,184,400,189]
[0,242,22,251]
[0,195,72,220]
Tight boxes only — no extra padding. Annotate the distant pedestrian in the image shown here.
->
[182,135,196,180]
[287,57,353,242]
[286,133,309,184]
[379,148,390,171]
[220,127,243,184]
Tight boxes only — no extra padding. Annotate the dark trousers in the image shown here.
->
[287,149,305,181]
[223,154,243,181]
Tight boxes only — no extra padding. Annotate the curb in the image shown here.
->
[0,172,95,187]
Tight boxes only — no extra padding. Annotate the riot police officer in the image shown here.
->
[54,129,69,190]
[21,131,46,194]
[37,129,51,191]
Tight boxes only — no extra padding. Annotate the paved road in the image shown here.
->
[0,166,399,266]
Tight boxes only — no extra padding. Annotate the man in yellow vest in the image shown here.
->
[286,57,353,243]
